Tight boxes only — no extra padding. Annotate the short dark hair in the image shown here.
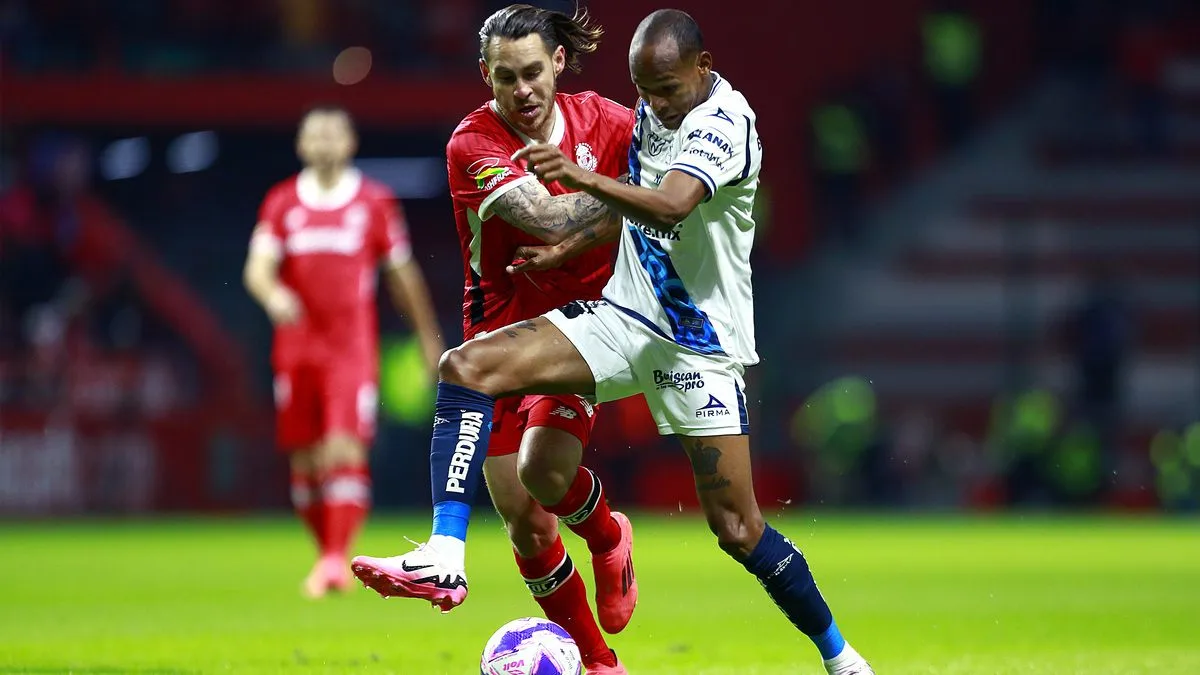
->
[478,4,603,74]
[632,9,704,60]
[300,104,356,132]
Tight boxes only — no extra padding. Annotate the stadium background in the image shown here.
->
[2,0,1198,516]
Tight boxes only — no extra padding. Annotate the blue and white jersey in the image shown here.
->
[602,73,762,366]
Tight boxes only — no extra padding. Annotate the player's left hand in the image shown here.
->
[511,144,586,189]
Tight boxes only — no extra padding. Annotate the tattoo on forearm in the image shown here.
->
[516,320,538,332]
[491,181,612,243]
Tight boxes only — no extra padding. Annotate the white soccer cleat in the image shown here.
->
[823,644,874,675]
[350,543,468,612]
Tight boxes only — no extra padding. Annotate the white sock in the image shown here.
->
[427,534,466,571]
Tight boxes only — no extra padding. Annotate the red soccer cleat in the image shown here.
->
[592,512,637,634]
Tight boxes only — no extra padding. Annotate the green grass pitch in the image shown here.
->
[2,513,1198,674]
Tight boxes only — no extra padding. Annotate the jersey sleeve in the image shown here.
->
[668,108,755,200]
[376,190,413,266]
[250,185,288,258]
[448,131,535,221]
[599,98,636,174]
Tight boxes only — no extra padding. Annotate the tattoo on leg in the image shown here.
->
[504,329,519,338]
[516,320,538,333]
[697,476,732,492]
[690,441,722,476]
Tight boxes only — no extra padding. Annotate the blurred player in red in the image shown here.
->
[352,5,634,673]
[243,106,444,598]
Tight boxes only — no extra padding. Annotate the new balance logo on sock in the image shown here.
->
[550,405,578,420]
[445,411,485,494]
[524,554,575,598]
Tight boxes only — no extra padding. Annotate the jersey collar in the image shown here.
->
[296,167,362,211]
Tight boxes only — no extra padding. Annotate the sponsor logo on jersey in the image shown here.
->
[635,222,681,241]
[466,157,501,175]
[685,146,727,169]
[653,369,704,392]
[285,227,365,255]
[475,167,511,191]
[575,142,598,172]
[445,410,485,494]
[696,394,731,418]
[686,128,735,157]
[465,157,512,191]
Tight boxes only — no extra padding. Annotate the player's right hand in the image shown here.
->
[506,244,566,273]
[265,286,303,325]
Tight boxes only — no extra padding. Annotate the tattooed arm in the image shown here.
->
[489,180,618,245]
[501,175,630,273]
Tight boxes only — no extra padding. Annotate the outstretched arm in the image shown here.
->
[512,145,707,233]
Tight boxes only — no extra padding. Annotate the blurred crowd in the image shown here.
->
[806,0,1200,245]
[0,0,578,75]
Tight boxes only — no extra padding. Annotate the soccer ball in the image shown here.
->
[480,617,582,675]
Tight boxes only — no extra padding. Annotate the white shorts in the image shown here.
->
[546,299,749,437]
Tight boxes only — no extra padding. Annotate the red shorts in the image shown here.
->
[488,394,597,457]
[273,362,377,451]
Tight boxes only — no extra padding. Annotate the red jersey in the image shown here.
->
[253,168,411,370]
[447,91,635,338]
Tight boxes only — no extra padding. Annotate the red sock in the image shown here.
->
[515,535,616,668]
[543,467,621,554]
[290,470,326,552]
[320,465,371,558]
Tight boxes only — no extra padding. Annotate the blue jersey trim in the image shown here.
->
[730,114,753,187]
[666,164,715,201]
[623,225,725,356]
[734,382,750,434]
[602,297,729,358]
[628,101,646,186]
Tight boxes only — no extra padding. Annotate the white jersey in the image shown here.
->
[601,73,762,365]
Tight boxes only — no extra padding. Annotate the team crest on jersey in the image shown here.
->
[575,143,598,172]
[646,132,671,157]
[284,206,307,232]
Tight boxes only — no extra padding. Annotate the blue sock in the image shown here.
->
[428,382,495,542]
[741,524,845,659]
